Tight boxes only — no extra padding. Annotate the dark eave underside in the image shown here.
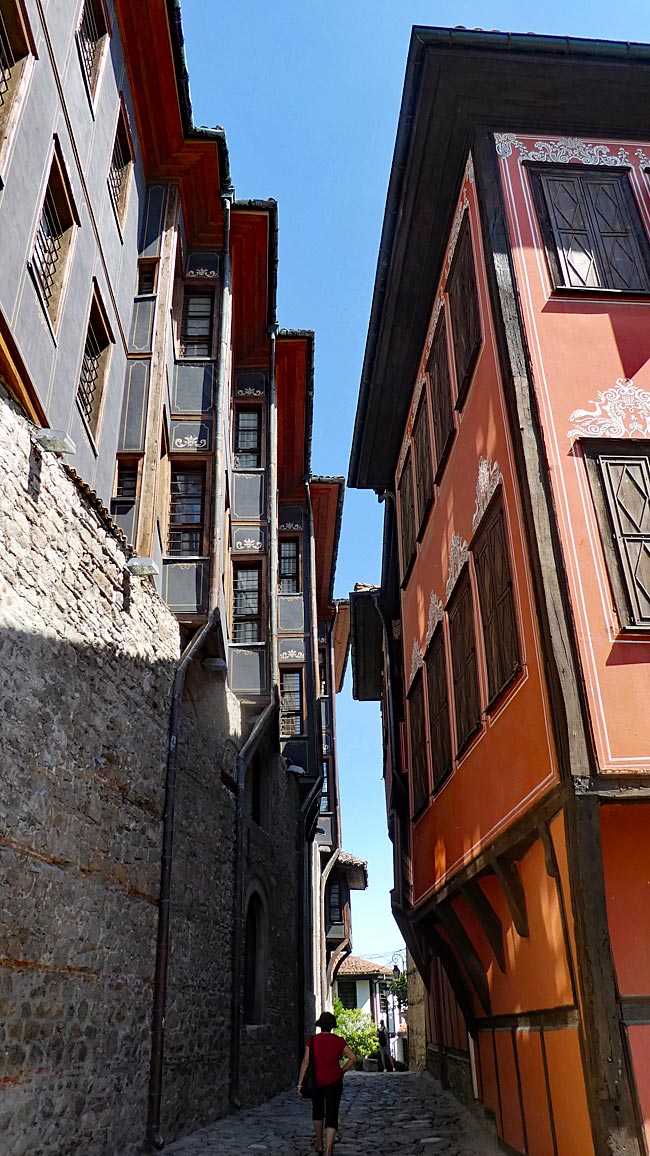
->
[349,26,650,490]
[349,587,382,701]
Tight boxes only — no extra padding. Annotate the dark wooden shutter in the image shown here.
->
[424,624,452,788]
[408,671,429,814]
[446,216,481,408]
[398,453,416,581]
[594,448,650,626]
[534,169,650,292]
[474,503,521,704]
[413,396,434,532]
[428,311,455,477]
[448,570,481,754]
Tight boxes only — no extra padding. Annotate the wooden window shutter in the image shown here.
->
[474,502,521,704]
[424,624,452,788]
[398,453,416,581]
[448,569,481,755]
[427,311,455,478]
[446,216,481,408]
[533,168,650,292]
[408,671,429,814]
[586,445,650,627]
[413,395,434,532]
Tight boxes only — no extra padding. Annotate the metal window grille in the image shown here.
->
[235,408,261,468]
[233,566,261,643]
[0,8,16,104]
[77,0,102,87]
[168,468,204,556]
[32,188,64,305]
[337,980,356,1010]
[280,669,302,735]
[328,882,342,924]
[180,293,213,359]
[77,317,104,427]
[279,538,299,593]
[108,122,130,217]
[320,760,329,812]
[116,464,137,499]
[137,263,156,295]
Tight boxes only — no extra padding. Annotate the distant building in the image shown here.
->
[0,1,362,1152]
[334,955,404,1062]
[349,26,650,1156]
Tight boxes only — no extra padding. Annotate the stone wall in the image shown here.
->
[406,957,428,1072]
[0,386,180,1155]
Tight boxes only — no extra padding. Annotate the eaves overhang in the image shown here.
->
[348,25,650,491]
[349,584,382,702]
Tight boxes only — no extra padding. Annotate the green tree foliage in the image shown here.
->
[388,973,408,1008]
[332,997,378,1059]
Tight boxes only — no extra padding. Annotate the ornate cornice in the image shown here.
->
[494,133,630,167]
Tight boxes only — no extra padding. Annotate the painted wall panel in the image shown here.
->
[478,1030,501,1133]
[544,1027,594,1156]
[600,803,650,996]
[516,1029,555,1156]
[627,1025,650,1152]
[494,1029,525,1153]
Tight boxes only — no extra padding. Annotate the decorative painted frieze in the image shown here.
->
[568,379,650,441]
[494,132,630,167]
[472,456,504,530]
[171,420,212,452]
[392,619,402,640]
[636,149,650,168]
[409,637,423,686]
[445,533,469,602]
[279,639,306,662]
[424,591,444,648]
[279,522,302,531]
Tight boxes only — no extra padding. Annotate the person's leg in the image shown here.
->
[323,1081,343,1156]
[312,1089,325,1153]
[313,1120,324,1153]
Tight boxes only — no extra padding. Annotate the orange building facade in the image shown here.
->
[349,29,650,1156]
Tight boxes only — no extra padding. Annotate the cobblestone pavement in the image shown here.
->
[164,1071,502,1155]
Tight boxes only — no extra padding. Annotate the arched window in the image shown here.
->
[243,892,266,1025]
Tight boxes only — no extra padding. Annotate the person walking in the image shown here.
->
[377,1020,394,1072]
[297,1011,357,1156]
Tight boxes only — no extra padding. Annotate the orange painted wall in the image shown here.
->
[494,1030,525,1152]
[601,803,650,994]
[397,163,559,904]
[516,1030,555,1156]
[544,1027,594,1156]
[498,133,650,775]
[628,1026,650,1151]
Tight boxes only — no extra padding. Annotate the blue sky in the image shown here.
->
[182,0,650,962]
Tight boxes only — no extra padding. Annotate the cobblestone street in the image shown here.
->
[164,1071,501,1155]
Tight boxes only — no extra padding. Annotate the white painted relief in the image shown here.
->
[445,533,469,602]
[409,637,423,686]
[235,538,263,551]
[424,591,444,648]
[472,456,504,531]
[568,378,650,440]
[494,133,630,167]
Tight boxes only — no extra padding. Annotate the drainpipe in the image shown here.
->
[209,193,233,613]
[147,610,219,1150]
[320,847,341,1005]
[268,326,279,688]
[228,687,280,1111]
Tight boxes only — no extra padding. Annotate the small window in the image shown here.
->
[530,167,650,293]
[585,442,650,628]
[428,311,455,479]
[76,288,113,439]
[279,537,300,593]
[408,669,429,815]
[116,461,137,499]
[473,500,521,705]
[337,979,357,1010]
[327,880,343,925]
[168,466,205,556]
[412,395,434,533]
[398,452,416,584]
[234,407,262,469]
[76,0,108,98]
[136,261,156,296]
[0,1,30,136]
[108,104,133,225]
[319,650,328,697]
[424,624,453,789]
[280,668,303,736]
[232,564,262,643]
[31,141,77,321]
[446,215,481,408]
[320,759,330,812]
[448,569,482,756]
[243,893,266,1026]
[180,291,214,359]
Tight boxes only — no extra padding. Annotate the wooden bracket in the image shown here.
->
[436,903,491,1015]
[492,855,529,938]
[460,879,506,973]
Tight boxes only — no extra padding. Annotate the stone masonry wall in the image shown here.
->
[0,387,180,1155]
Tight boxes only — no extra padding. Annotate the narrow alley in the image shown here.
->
[164,1072,501,1155]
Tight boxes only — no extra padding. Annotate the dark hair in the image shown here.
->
[315,1011,337,1032]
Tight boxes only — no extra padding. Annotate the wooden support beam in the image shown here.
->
[460,880,506,973]
[430,928,476,1030]
[539,820,560,880]
[436,903,491,1015]
[492,855,529,938]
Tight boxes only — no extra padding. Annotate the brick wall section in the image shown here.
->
[0,387,180,1155]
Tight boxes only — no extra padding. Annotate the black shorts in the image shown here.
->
[311,1078,343,1128]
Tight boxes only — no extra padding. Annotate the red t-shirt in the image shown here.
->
[311,1032,346,1087]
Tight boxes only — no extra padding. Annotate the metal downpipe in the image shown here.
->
[209,193,232,614]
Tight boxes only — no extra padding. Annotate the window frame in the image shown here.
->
[398,451,416,587]
[278,535,300,594]
[424,622,453,791]
[29,137,79,327]
[472,493,522,709]
[75,0,109,105]
[407,668,430,819]
[446,213,482,410]
[427,308,456,483]
[167,463,207,558]
[280,667,304,737]
[234,404,263,469]
[584,439,650,631]
[75,282,114,444]
[232,562,263,644]
[528,164,650,295]
[0,0,34,179]
[178,288,215,361]
[107,99,134,230]
[412,391,435,538]
[447,565,483,758]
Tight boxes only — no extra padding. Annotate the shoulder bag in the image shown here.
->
[301,1035,318,1098]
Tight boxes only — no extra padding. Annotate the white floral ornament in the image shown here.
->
[409,638,423,686]
[472,457,504,531]
[235,538,263,551]
[568,379,650,441]
[425,592,444,648]
[445,533,469,603]
[494,133,629,167]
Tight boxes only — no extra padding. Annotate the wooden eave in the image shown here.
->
[231,209,274,367]
[349,26,650,490]
[311,478,344,620]
[349,585,382,701]
[114,0,225,247]
[332,600,351,693]
[276,332,313,499]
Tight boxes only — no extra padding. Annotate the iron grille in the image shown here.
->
[235,408,261,468]
[279,538,299,593]
[233,567,261,642]
[137,263,156,295]
[181,293,213,359]
[0,8,16,104]
[108,128,129,216]
[77,0,101,87]
[280,670,302,735]
[32,189,63,305]
[77,319,103,426]
[168,469,204,556]
[116,465,137,499]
